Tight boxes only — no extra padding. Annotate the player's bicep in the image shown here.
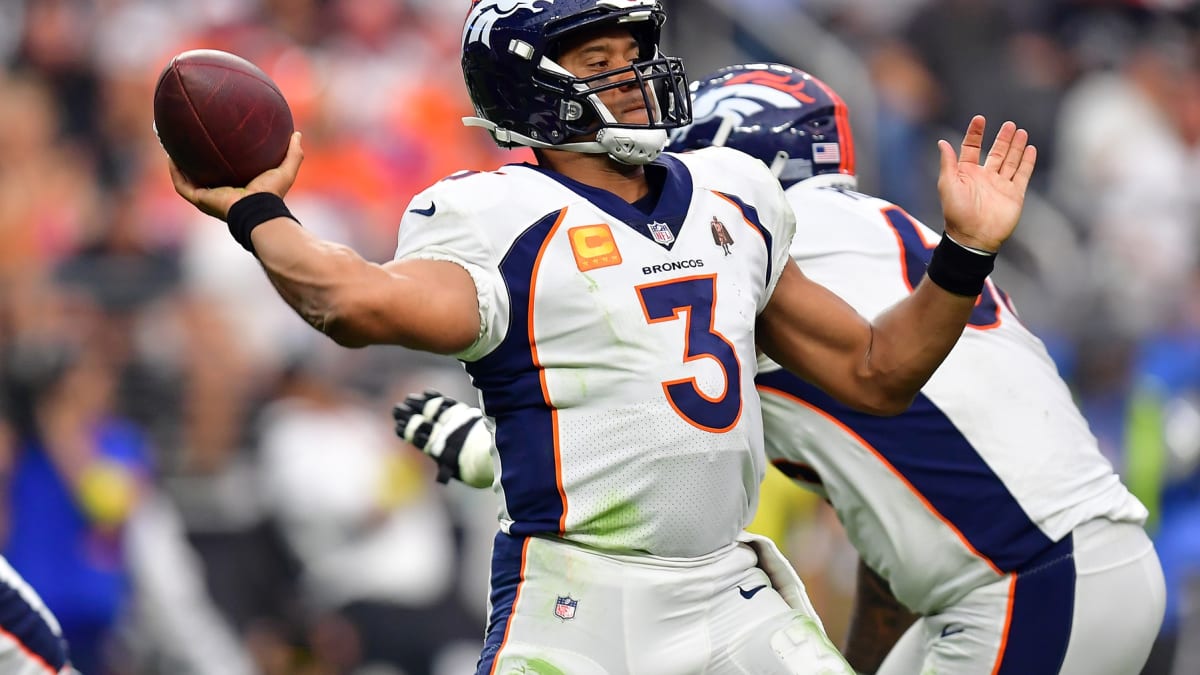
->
[316,257,478,353]
[357,258,479,353]
[756,260,882,412]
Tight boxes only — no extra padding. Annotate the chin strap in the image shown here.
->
[463,117,667,165]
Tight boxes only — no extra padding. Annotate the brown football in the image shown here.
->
[153,49,293,188]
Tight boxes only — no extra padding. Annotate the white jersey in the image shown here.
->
[395,148,794,558]
[756,180,1148,613]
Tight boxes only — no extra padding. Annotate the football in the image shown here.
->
[153,49,293,188]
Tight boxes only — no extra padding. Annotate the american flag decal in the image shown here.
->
[812,142,841,164]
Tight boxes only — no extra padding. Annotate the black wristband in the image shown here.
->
[926,236,996,297]
[226,192,299,256]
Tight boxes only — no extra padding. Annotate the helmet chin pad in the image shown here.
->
[596,128,667,164]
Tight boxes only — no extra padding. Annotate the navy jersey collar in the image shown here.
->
[524,155,694,249]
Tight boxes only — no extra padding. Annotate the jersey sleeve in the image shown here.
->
[715,147,796,313]
[761,175,797,312]
[393,189,510,362]
[685,146,798,313]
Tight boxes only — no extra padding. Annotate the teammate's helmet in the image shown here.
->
[668,63,855,188]
[461,0,691,165]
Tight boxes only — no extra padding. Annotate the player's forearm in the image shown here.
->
[860,276,977,411]
[250,219,473,353]
[843,560,918,674]
[250,218,380,345]
[759,267,976,416]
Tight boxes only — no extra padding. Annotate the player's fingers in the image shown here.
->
[937,139,957,182]
[983,121,1017,173]
[958,115,986,166]
[403,393,430,410]
[393,401,416,421]
[1012,145,1038,192]
[411,420,434,449]
[423,396,458,420]
[167,160,196,201]
[398,412,430,444]
[281,131,304,173]
[1000,129,1029,180]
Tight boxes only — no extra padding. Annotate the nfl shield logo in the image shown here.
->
[648,221,675,247]
[554,596,578,621]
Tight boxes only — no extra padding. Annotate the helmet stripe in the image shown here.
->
[811,76,854,176]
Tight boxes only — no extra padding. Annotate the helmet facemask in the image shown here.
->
[535,41,691,164]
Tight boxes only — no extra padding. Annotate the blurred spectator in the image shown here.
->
[1,328,150,674]
[256,351,480,674]
[0,72,100,280]
[1051,16,1200,338]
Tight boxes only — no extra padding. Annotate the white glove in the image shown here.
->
[392,390,495,489]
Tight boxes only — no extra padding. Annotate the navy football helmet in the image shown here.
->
[667,63,856,188]
[461,0,691,165]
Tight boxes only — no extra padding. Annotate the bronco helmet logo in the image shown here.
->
[667,63,855,187]
[463,0,551,48]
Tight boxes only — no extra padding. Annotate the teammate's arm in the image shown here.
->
[843,559,918,674]
[758,116,1036,415]
[168,134,480,354]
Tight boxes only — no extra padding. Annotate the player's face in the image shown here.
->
[557,26,654,126]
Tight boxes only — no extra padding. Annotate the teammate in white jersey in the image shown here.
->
[394,62,1162,674]
[165,0,1036,671]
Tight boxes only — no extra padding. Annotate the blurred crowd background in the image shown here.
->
[2,0,1200,673]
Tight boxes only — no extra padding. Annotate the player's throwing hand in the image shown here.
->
[936,116,1036,253]
[168,131,305,222]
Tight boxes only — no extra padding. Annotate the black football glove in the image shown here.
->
[393,390,493,488]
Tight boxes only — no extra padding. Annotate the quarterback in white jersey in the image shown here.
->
[395,62,1160,675]
[394,146,789,559]
[167,0,1037,669]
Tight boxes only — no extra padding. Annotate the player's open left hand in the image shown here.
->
[169,131,304,222]
[936,116,1036,253]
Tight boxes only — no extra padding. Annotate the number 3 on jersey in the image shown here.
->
[636,275,742,433]
[882,206,1010,330]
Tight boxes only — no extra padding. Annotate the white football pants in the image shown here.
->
[477,531,853,674]
[879,518,1165,675]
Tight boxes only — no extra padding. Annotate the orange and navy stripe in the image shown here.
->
[479,533,532,675]
[465,209,569,537]
[990,535,1075,674]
